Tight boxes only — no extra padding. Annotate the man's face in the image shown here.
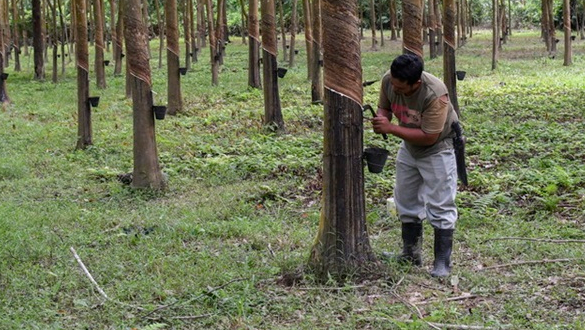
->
[391,77,421,96]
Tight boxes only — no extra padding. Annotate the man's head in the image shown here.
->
[390,54,423,95]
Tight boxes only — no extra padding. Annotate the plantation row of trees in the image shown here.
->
[0,0,581,279]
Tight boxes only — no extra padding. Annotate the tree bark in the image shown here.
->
[402,0,423,57]
[33,0,45,80]
[47,0,58,83]
[184,0,192,70]
[165,0,183,114]
[155,0,164,68]
[309,0,375,280]
[278,0,287,61]
[0,0,10,104]
[492,0,499,69]
[389,0,397,40]
[205,0,219,85]
[563,0,572,65]
[75,0,91,150]
[310,0,323,103]
[114,0,124,76]
[11,0,21,72]
[248,0,262,88]
[370,0,377,50]
[123,0,166,190]
[288,0,298,66]
[428,0,437,58]
[261,0,285,131]
[302,0,313,77]
[443,0,460,117]
[94,0,107,88]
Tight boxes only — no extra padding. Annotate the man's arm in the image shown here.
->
[372,116,440,146]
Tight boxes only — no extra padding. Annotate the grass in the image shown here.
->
[1,30,585,329]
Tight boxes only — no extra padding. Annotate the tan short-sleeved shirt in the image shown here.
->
[378,71,458,158]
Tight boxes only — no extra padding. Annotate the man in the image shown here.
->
[372,53,458,277]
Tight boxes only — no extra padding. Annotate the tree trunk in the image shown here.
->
[563,0,572,65]
[184,0,192,70]
[94,0,107,88]
[370,0,377,50]
[155,0,164,68]
[402,0,423,57]
[75,0,91,149]
[435,0,443,54]
[239,0,248,45]
[216,0,227,65]
[309,0,376,280]
[379,0,384,46]
[492,0,498,69]
[33,0,45,80]
[165,0,183,114]
[278,0,287,61]
[114,0,124,76]
[302,0,313,78]
[11,0,21,72]
[261,0,285,132]
[57,0,67,75]
[310,0,323,103]
[205,0,220,85]
[288,0,298,66]
[248,0,262,88]
[189,0,198,62]
[123,0,166,190]
[197,0,206,48]
[428,0,437,58]
[0,0,10,104]
[389,0,397,40]
[47,0,58,83]
[443,0,460,117]
[142,0,151,58]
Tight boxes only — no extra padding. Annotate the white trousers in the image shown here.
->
[394,143,458,230]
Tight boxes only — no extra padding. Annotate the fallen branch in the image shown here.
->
[363,317,506,330]
[141,277,246,318]
[485,237,585,244]
[70,246,144,311]
[480,258,583,271]
[415,294,479,305]
[169,313,215,320]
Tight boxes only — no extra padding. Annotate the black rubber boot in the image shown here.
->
[383,223,423,266]
[430,228,454,277]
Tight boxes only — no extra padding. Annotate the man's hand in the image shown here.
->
[372,116,393,135]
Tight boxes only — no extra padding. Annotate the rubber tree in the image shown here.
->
[310,0,323,103]
[94,0,107,89]
[288,0,298,67]
[123,0,166,190]
[114,0,125,76]
[302,0,313,77]
[563,0,572,66]
[33,0,45,80]
[443,0,460,117]
[309,0,376,280]
[248,0,262,88]
[75,0,91,150]
[165,0,183,114]
[11,0,21,72]
[370,0,377,50]
[428,0,438,58]
[402,0,423,57]
[261,0,285,131]
[205,0,220,85]
[492,0,499,69]
[0,0,10,104]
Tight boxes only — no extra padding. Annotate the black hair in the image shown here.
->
[390,54,424,85]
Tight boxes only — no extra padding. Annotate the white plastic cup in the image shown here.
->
[386,197,397,217]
